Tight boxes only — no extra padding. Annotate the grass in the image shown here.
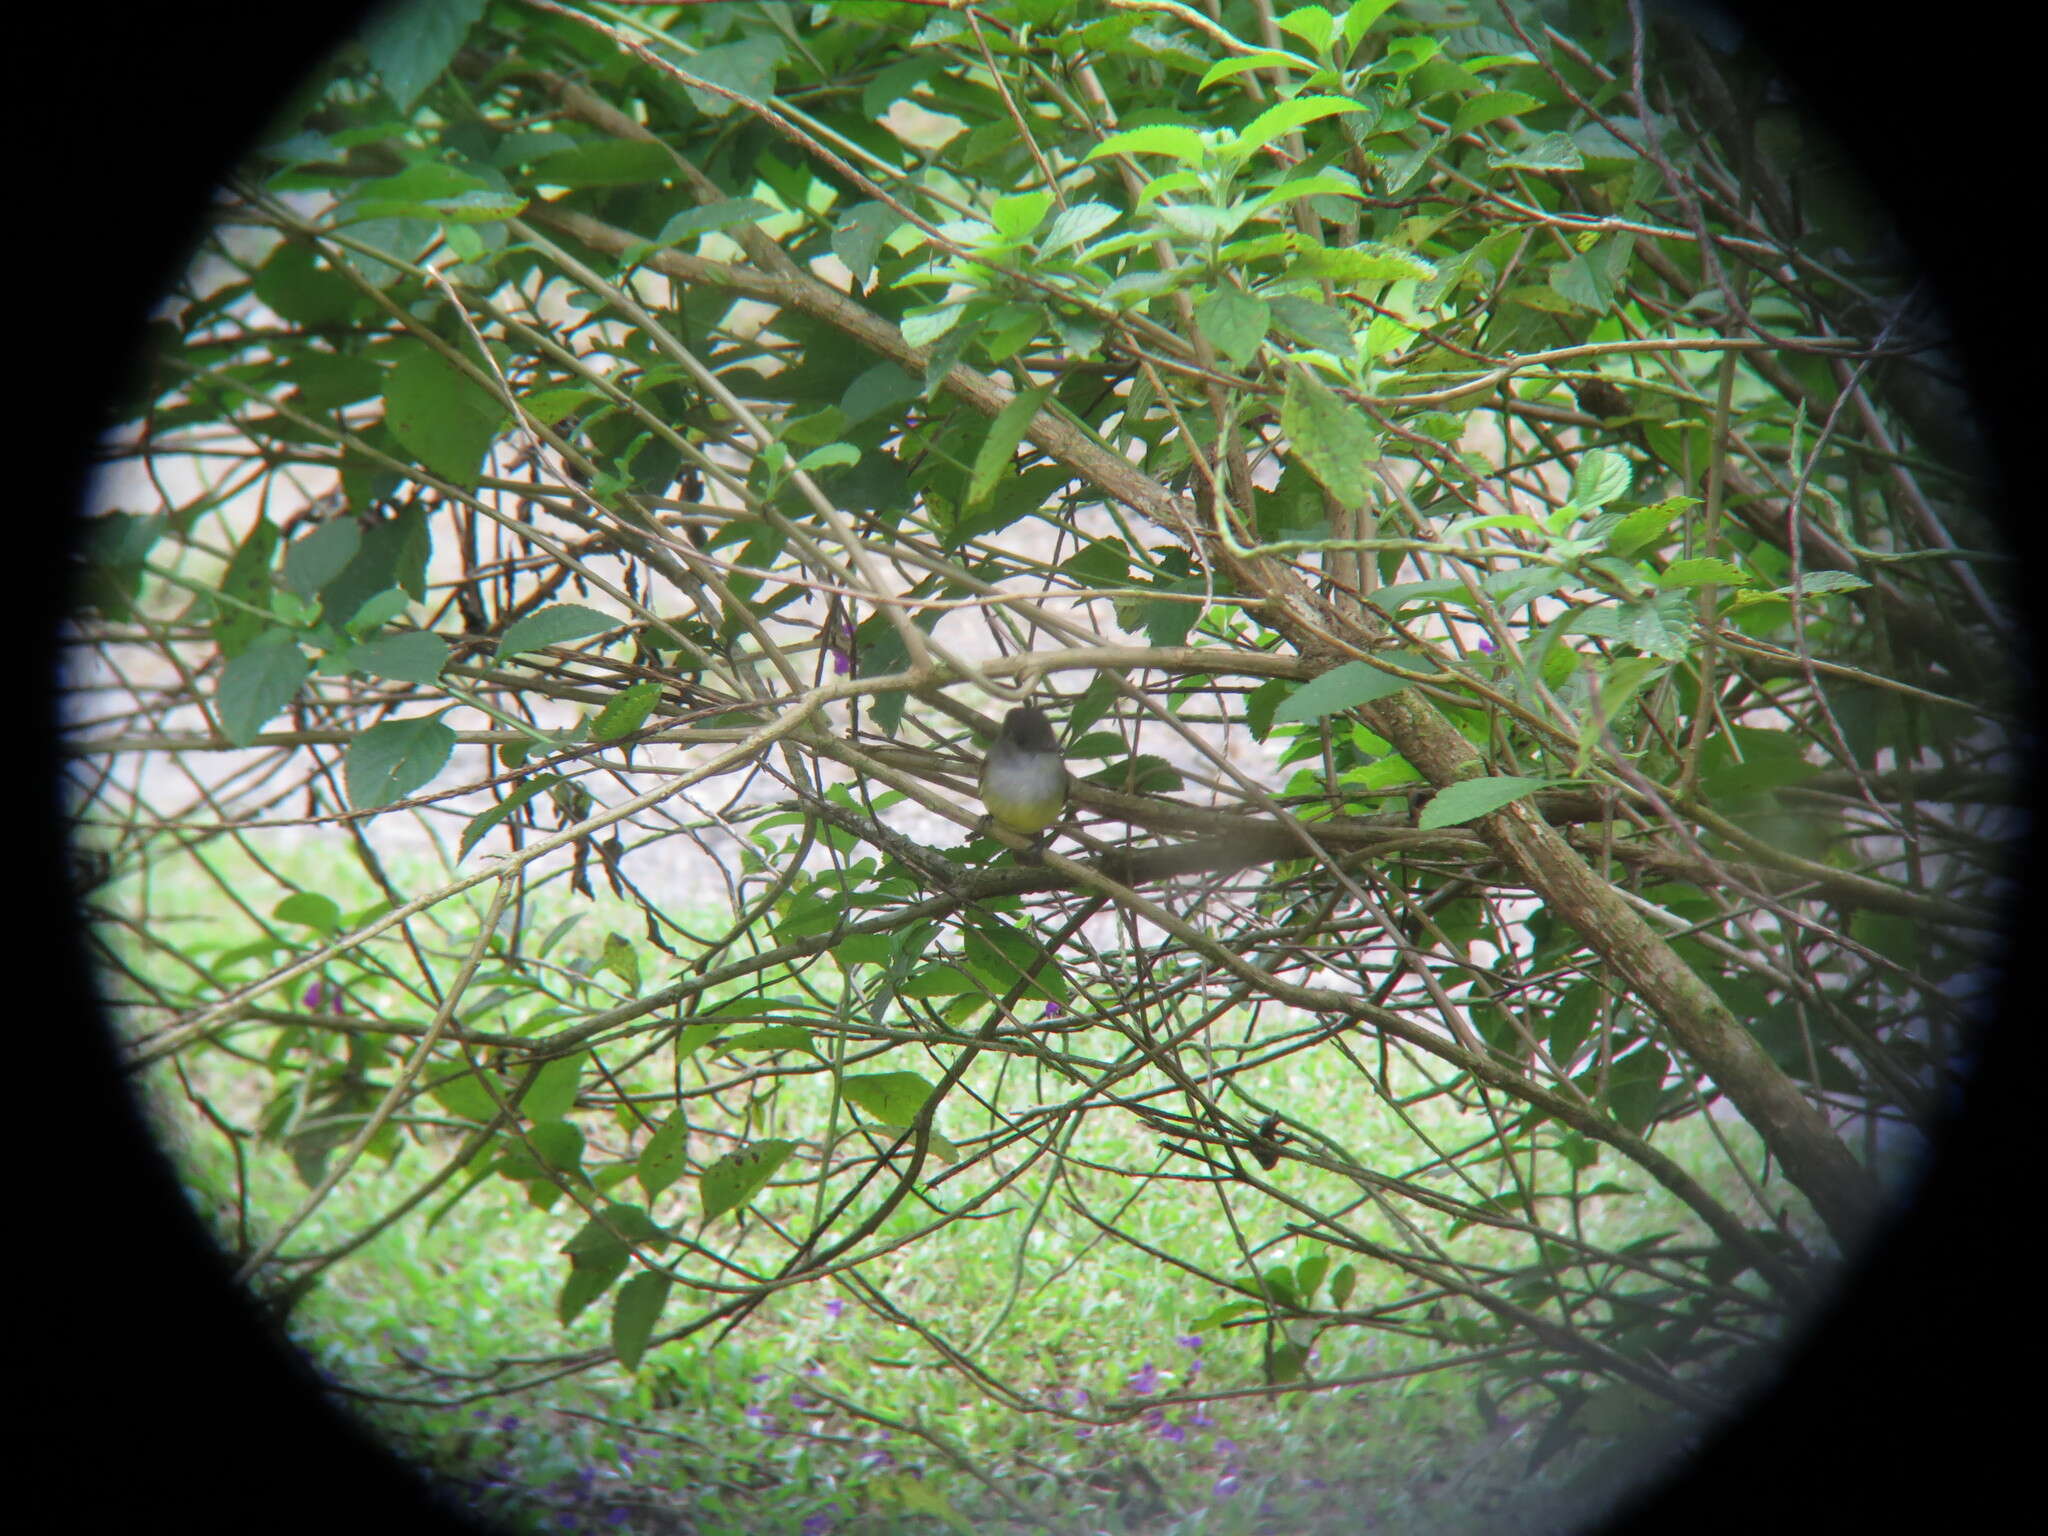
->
[110,826,1783,1536]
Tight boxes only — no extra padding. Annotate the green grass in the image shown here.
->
[111,830,1774,1535]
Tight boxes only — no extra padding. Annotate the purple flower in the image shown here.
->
[802,1514,836,1535]
[824,1297,845,1320]
[1176,1334,1203,1351]
[302,981,341,1012]
[1190,1403,1216,1429]
[1143,1409,1185,1444]
[830,645,852,676]
[1215,1438,1239,1458]
[1214,1469,1242,1497]
[1127,1361,1160,1395]
[1477,636,1498,654]
[1040,1001,1063,1020]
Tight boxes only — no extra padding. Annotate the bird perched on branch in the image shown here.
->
[978,705,1068,858]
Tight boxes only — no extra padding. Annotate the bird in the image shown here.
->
[977,705,1068,856]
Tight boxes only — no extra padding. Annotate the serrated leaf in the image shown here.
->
[638,1112,689,1201]
[345,713,456,810]
[1418,774,1551,830]
[700,1139,795,1221]
[1194,287,1270,366]
[1606,495,1696,556]
[1039,200,1120,256]
[1571,448,1631,509]
[1659,557,1752,589]
[611,1271,671,1373]
[1781,570,1872,597]
[1230,95,1366,159]
[496,602,617,662]
[218,634,310,746]
[1487,132,1583,172]
[591,678,663,742]
[1199,50,1310,90]
[1086,124,1208,164]
[840,1071,935,1129]
[1282,369,1377,507]
[901,303,967,348]
[1267,294,1354,356]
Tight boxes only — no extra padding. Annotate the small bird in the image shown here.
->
[978,705,1068,855]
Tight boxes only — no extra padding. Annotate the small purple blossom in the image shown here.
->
[302,980,342,1012]
[1214,1469,1243,1497]
[1127,1361,1160,1395]
[1176,1334,1203,1351]
[824,1297,845,1320]
[802,1514,836,1535]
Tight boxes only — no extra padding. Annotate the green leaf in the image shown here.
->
[680,35,785,117]
[966,386,1049,508]
[611,1271,671,1373]
[459,773,560,859]
[345,713,456,810]
[1450,89,1542,136]
[1659,557,1752,589]
[1194,288,1270,367]
[1275,5,1335,52]
[1200,50,1310,90]
[383,342,505,487]
[1571,449,1631,509]
[1487,132,1583,173]
[658,197,776,244]
[283,519,361,598]
[1267,294,1354,355]
[1329,1263,1357,1310]
[1040,200,1120,256]
[638,1113,689,1201]
[902,303,967,349]
[1272,658,1417,723]
[1282,370,1377,507]
[1418,774,1551,829]
[1295,242,1437,286]
[591,679,663,742]
[1780,570,1872,597]
[218,634,311,746]
[1607,1045,1671,1132]
[273,892,342,934]
[362,0,488,111]
[344,630,448,683]
[990,190,1052,240]
[600,932,641,991]
[1230,95,1367,159]
[496,603,617,662]
[1086,124,1208,165]
[531,140,675,189]
[841,1071,936,1129]
[1606,495,1696,556]
[519,1053,584,1122]
[700,1140,795,1221]
[831,201,901,288]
